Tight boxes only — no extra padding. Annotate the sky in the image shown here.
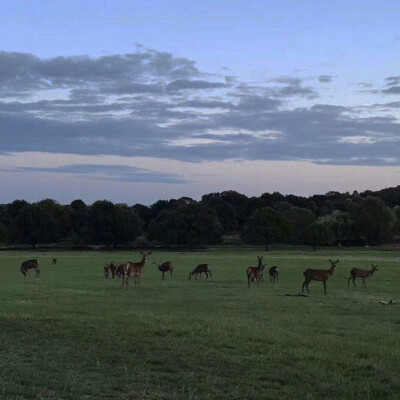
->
[0,0,399,204]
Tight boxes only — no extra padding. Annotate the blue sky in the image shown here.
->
[0,1,399,204]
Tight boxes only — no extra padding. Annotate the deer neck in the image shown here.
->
[328,266,336,276]
[140,256,147,270]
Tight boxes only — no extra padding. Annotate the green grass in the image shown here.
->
[1,247,400,399]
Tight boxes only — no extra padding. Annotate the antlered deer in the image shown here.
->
[302,259,339,295]
[189,264,212,280]
[21,259,40,278]
[269,266,279,283]
[246,256,264,287]
[158,261,174,280]
[348,264,378,288]
[123,252,151,286]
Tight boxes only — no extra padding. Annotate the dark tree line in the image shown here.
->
[1,186,400,249]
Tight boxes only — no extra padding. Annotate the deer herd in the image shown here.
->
[20,253,380,294]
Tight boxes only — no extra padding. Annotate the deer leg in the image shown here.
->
[170,270,173,279]
[362,278,366,288]
[276,273,278,282]
[27,269,32,278]
[36,268,40,277]
[352,277,356,287]
[302,279,310,294]
[323,280,327,295]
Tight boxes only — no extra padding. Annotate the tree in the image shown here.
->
[354,196,394,244]
[69,199,89,244]
[86,201,141,247]
[394,206,400,237]
[38,199,72,240]
[284,207,315,244]
[241,207,291,250]
[10,203,59,248]
[305,220,332,250]
[147,203,223,250]
[201,194,238,233]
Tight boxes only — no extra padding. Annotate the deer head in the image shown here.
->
[328,259,339,269]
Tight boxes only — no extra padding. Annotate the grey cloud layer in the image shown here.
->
[0,164,187,184]
[0,49,399,172]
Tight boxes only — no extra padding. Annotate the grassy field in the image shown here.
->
[0,247,399,400]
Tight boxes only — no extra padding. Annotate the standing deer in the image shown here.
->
[104,263,117,278]
[103,262,118,278]
[52,258,57,265]
[302,259,339,295]
[269,266,279,283]
[21,259,40,278]
[189,264,212,280]
[158,261,174,281]
[348,264,378,288]
[246,255,264,287]
[123,252,151,286]
[116,263,126,279]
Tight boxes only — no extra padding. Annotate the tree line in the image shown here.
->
[1,186,400,249]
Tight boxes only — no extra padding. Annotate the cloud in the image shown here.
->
[165,79,227,92]
[0,49,399,173]
[0,49,200,96]
[382,86,400,94]
[0,164,188,184]
[267,76,318,99]
[318,75,335,83]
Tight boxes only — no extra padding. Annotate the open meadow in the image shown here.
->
[0,247,399,399]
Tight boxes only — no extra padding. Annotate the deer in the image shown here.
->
[103,262,118,278]
[269,266,279,283]
[158,261,174,281]
[302,259,339,295]
[116,263,126,279]
[123,252,151,286]
[189,264,212,280]
[348,264,378,288]
[52,258,57,265]
[246,256,264,287]
[21,259,40,278]
[104,263,117,278]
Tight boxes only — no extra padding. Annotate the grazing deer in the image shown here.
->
[52,258,57,265]
[189,264,212,280]
[246,255,264,287]
[158,261,174,281]
[348,264,378,288]
[269,266,279,283]
[21,259,40,278]
[302,259,339,295]
[123,252,151,286]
